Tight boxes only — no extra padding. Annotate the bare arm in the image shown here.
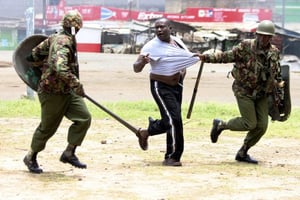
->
[133,54,150,73]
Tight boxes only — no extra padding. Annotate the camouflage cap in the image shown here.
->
[62,10,83,29]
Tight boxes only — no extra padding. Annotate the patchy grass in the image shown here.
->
[1,99,299,139]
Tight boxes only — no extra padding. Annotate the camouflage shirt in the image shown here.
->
[31,30,80,94]
[203,39,282,98]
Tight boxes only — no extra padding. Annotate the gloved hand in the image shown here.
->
[73,84,85,97]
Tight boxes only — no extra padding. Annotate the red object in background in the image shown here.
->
[45,5,272,24]
[185,7,272,22]
[42,0,273,53]
[77,43,101,52]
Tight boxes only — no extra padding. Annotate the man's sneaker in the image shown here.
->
[235,153,258,164]
[23,155,43,174]
[136,128,149,150]
[162,158,182,167]
[210,119,224,143]
[60,152,87,169]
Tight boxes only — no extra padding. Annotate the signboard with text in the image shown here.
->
[45,5,272,25]
[185,7,272,22]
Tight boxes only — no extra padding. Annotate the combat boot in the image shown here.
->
[235,144,258,164]
[23,151,43,174]
[210,119,227,143]
[60,145,87,169]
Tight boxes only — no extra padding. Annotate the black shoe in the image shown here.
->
[235,154,258,164]
[23,155,43,174]
[162,158,182,167]
[210,119,224,143]
[136,128,149,151]
[60,153,87,169]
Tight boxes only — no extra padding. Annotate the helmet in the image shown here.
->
[62,10,83,30]
[256,20,275,36]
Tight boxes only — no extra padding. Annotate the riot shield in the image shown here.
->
[13,34,47,91]
[268,64,291,122]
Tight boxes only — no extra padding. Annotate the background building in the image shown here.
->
[0,0,299,51]
[165,0,300,28]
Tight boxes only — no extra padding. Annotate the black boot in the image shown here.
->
[235,145,258,164]
[23,151,43,174]
[210,119,226,143]
[60,145,87,169]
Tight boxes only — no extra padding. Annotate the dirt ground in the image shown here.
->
[1,51,300,200]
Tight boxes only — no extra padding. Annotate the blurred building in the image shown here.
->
[0,0,299,52]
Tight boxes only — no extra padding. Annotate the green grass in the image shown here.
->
[0,99,239,119]
[0,99,299,138]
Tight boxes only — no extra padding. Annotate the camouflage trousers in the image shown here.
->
[30,92,91,152]
[226,95,269,148]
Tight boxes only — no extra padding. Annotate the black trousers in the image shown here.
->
[149,79,184,161]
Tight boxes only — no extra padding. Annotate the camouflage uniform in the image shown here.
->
[204,38,281,157]
[32,32,82,94]
[30,30,91,152]
[23,10,91,173]
[204,38,282,99]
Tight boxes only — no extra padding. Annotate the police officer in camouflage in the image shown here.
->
[199,20,284,164]
[23,10,92,173]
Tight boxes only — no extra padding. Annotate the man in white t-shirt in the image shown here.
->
[133,18,200,167]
